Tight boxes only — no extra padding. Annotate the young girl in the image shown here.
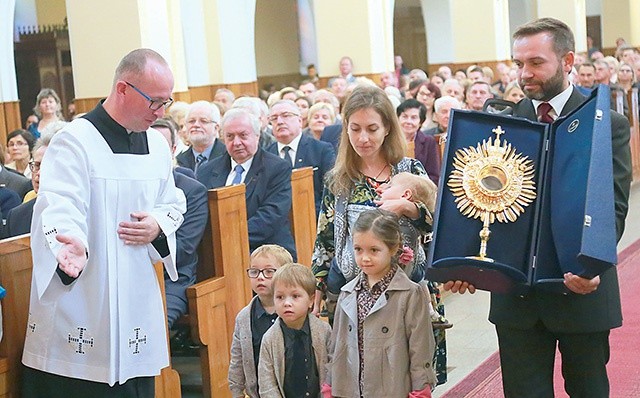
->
[324,209,436,398]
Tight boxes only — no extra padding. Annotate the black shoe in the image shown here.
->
[170,328,200,357]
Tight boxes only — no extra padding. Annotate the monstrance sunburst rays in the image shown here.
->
[447,126,536,261]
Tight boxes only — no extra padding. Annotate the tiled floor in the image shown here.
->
[176,181,640,398]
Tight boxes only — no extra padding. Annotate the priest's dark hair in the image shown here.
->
[113,48,169,84]
[513,18,575,60]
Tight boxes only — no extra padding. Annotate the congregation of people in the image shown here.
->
[2,16,637,398]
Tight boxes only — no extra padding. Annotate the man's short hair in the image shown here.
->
[187,100,221,124]
[466,80,492,94]
[271,263,316,297]
[250,244,293,267]
[221,108,260,137]
[113,48,168,84]
[577,62,595,71]
[434,95,461,112]
[513,17,575,60]
[215,88,236,103]
[151,117,178,147]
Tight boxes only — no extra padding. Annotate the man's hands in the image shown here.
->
[443,280,476,294]
[442,274,600,295]
[564,272,600,295]
[118,212,161,245]
[56,234,87,278]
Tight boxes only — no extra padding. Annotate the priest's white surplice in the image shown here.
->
[22,118,186,385]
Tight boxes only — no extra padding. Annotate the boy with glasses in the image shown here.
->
[228,245,293,398]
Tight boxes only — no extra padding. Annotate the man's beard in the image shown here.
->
[520,65,566,101]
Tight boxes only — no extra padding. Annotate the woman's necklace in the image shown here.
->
[362,163,390,182]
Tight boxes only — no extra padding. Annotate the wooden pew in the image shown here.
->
[0,235,32,398]
[0,236,181,398]
[290,167,317,266]
[153,263,182,398]
[406,140,415,158]
[186,184,251,398]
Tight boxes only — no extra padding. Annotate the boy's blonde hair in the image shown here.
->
[392,172,437,213]
[250,245,293,267]
[271,263,316,297]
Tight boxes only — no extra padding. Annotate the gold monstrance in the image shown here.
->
[447,126,537,262]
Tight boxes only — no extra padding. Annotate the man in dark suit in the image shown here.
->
[445,18,631,398]
[153,118,209,328]
[267,100,335,215]
[175,101,226,172]
[320,123,341,152]
[196,108,297,259]
[0,164,32,200]
[1,134,50,238]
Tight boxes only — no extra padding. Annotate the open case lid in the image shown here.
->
[535,85,618,292]
[427,110,548,293]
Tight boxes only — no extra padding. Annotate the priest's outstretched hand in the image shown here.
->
[56,234,87,278]
[117,212,161,245]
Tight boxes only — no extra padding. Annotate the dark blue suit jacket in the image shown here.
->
[267,134,336,215]
[196,149,297,259]
[320,124,342,153]
[1,196,35,239]
[175,139,226,171]
[489,87,632,333]
[164,170,209,327]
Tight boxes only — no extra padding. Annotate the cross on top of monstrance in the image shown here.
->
[447,125,537,262]
[492,126,506,141]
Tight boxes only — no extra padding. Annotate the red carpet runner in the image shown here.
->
[441,239,640,398]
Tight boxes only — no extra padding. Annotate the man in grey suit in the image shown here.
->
[445,18,631,398]
[0,163,32,200]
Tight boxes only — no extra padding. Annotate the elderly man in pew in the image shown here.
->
[152,118,209,331]
[267,99,336,216]
[196,108,297,260]
[22,48,186,398]
[176,100,226,173]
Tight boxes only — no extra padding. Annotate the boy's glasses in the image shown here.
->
[246,268,277,279]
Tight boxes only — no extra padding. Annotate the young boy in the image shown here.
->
[228,245,294,398]
[258,263,332,398]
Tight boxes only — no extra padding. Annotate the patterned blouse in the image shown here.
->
[311,158,431,291]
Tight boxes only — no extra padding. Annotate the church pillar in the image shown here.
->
[601,0,640,53]
[181,0,258,101]
[312,0,396,87]
[534,0,587,53]
[0,0,21,143]
[65,0,186,113]
[423,0,511,76]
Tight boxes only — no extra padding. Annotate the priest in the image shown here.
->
[22,48,186,398]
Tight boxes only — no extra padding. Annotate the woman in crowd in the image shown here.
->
[415,81,442,130]
[502,81,526,103]
[617,62,637,94]
[28,88,64,139]
[396,99,440,185]
[295,95,312,129]
[305,102,336,140]
[5,129,36,177]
